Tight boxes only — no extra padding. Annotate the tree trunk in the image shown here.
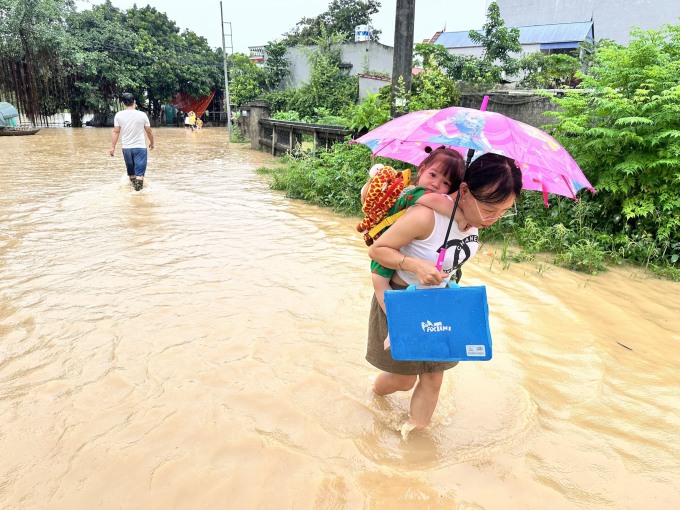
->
[391,0,416,118]
[70,111,83,128]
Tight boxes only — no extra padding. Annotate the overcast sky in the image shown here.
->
[75,0,489,54]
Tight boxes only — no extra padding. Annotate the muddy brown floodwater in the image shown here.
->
[1,127,679,509]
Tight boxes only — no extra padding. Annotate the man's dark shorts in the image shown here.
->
[122,148,148,177]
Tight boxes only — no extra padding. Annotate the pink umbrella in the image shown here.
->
[353,106,595,205]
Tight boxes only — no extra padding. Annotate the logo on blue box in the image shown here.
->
[421,320,452,333]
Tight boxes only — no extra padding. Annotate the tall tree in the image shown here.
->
[122,5,221,120]
[283,0,382,46]
[65,1,139,126]
[264,40,291,89]
[0,0,77,122]
[414,2,521,84]
[225,53,266,107]
[468,1,521,77]
[291,25,358,118]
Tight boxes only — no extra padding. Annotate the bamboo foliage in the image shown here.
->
[0,0,223,126]
[0,0,75,123]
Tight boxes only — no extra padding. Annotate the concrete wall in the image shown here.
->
[358,75,390,99]
[342,41,394,75]
[283,40,393,88]
[446,46,485,58]
[459,91,563,128]
[495,0,679,44]
[239,101,270,148]
[444,43,540,59]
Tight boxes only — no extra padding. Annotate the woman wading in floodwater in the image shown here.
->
[366,153,522,436]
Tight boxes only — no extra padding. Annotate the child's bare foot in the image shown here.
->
[383,334,391,351]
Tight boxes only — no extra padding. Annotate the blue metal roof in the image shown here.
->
[434,21,593,48]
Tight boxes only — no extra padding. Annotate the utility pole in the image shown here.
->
[391,0,416,118]
[220,1,232,133]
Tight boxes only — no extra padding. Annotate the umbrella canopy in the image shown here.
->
[354,107,595,203]
[0,101,19,127]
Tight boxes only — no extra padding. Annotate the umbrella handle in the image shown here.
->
[436,192,461,271]
[436,248,447,271]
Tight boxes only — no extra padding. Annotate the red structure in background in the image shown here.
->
[171,90,216,118]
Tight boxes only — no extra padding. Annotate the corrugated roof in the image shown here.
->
[434,21,593,48]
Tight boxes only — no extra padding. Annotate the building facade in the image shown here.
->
[430,21,594,59]
[494,0,679,44]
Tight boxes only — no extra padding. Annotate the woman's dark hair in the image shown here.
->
[465,153,522,204]
[414,146,466,193]
[120,93,135,106]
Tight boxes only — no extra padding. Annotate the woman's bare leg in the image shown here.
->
[408,371,444,429]
[373,372,416,396]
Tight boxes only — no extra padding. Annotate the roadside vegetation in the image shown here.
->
[2,0,677,279]
[258,4,680,281]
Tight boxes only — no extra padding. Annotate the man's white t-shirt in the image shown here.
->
[114,109,150,149]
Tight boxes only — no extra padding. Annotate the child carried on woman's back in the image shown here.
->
[358,147,466,350]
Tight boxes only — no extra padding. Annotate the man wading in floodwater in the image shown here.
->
[109,93,155,191]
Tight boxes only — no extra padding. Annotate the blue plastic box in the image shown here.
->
[384,283,493,361]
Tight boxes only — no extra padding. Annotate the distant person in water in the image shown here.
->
[109,92,155,191]
[185,111,197,131]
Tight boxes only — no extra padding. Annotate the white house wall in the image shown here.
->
[446,46,485,58]
[342,41,394,75]
[282,41,393,89]
[358,76,390,99]
[444,43,540,60]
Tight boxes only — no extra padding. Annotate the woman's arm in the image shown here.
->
[368,206,446,287]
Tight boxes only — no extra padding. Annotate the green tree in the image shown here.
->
[549,25,680,250]
[283,0,382,46]
[518,52,581,89]
[290,26,358,119]
[414,3,520,85]
[122,6,184,119]
[122,5,221,121]
[0,0,77,122]
[263,39,290,89]
[65,1,139,126]
[226,53,266,107]
[468,1,521,78]
[345,90,391,132]
[409,68,460,111]
[1,0,225,125]
[414,40,501,83]
[178,30,223,98]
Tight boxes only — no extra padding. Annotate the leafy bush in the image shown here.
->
[271,110,302,121]
[345,91,391,133]
[409,68,461,111]
[554,240,607,274]
[267,142,373,216]
[518,52,582,89]
[549,25,680,261]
